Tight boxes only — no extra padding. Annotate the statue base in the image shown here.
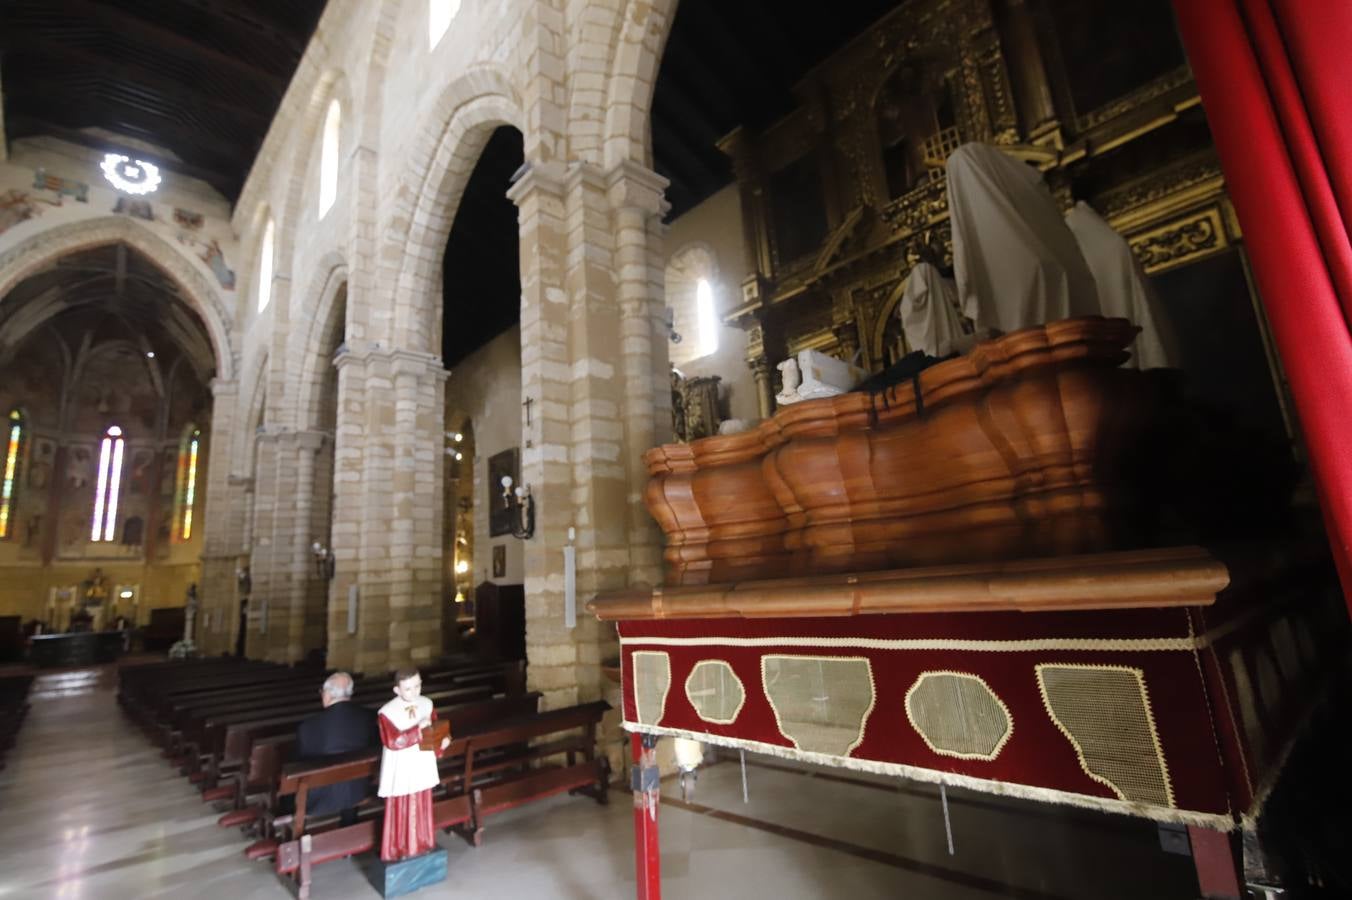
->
[364,848,447,898]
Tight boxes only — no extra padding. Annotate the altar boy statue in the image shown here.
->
[377,667,451,861]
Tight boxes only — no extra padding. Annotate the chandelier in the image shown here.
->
[101,153,162,195]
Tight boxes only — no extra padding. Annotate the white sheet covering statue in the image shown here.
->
[1065,201,1179,369]
[946,143,1100,335]
[898,262,970,358]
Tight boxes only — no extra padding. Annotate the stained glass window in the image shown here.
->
[175,428,201,542]
[0,410,22,539]
[91,425,125,542]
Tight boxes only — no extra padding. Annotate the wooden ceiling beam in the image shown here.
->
[5,0,291,86]
[142,0,309,56]
[7,90,252,164]
[0,42,276,131]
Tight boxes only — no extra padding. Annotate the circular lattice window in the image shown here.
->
[905,672,1012,761]
[685,660,745,724]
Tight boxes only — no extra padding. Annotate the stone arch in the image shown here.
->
[601,0,678,168]
[293,254,349,432]
[384,65,524,354]
[0,217,235,381]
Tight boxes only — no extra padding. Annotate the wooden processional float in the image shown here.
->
[589,317,1346,900]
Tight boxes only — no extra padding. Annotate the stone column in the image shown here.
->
[330,347,447,673]
[247,429,281,659]
[607,160,670,587]
[283,430,329,663]
[198,378,241,656]
[508,158,670,711]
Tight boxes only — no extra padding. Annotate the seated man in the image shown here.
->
[295,672,379,825]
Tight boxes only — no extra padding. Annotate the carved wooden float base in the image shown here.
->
[644,317,1161,586]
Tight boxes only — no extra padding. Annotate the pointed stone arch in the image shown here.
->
[293,254,349,432]
[602,0,678,168]
[0,217,236,381]
[382,64,524,355]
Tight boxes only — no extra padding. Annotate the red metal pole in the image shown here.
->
[631,733,661,900]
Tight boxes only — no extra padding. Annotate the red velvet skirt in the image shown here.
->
[381,788,435,861]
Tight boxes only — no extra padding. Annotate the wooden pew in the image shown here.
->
[201,684,502,812]
[184,664,522,781]
[0,674,34,771]
[272,700,610,899]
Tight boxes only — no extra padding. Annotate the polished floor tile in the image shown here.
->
[0,667,1201,899]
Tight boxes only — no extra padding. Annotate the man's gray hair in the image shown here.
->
[322,671,354,700]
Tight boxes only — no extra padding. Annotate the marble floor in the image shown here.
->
[0,666,1202,899]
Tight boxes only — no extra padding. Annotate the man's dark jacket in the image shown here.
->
[295,700,380,816]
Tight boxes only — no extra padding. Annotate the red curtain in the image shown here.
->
[1173,0,1352,609]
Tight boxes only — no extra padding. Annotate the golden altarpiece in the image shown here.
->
[719,0,1285,438]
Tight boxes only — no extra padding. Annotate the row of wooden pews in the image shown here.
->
[119,657,611,898]
[0,674,34,772]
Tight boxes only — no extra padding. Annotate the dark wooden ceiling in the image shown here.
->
[0,0,328,201]
[653,0,905,217]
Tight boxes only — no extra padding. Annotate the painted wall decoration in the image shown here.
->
[66,446,93,490]
[113,196,156,222]
[198,239,235,291]
[129,449,155,495]
[28,439,55,490]
[0,190,56,237]
[32,168,89,203]
[173,208,204,231]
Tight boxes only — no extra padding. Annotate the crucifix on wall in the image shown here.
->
[522,397,533,448]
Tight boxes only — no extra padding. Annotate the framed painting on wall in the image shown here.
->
[487,448,518,537]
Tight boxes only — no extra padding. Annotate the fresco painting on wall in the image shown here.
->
[160,448,177,498]
[32,169,89,203]
[0,189,58,237]
[198,239,236,291]
[28,438,54,490]
[173,208,204,231]
[113,196,155,221]
[66,446,92,490]
[130,449,155,495]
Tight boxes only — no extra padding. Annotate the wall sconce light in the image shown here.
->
[311,541,336,581]
[499,475,535,540]
[454,559,470,575]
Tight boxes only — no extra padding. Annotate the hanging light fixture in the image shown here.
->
[101,153,162,195]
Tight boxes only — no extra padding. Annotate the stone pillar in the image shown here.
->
[246,430,280,659]
[509,158,670,711]
[330,347,447,674]
[198,378,241,656]
[282,430,329,663]
[607,160,670,587]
